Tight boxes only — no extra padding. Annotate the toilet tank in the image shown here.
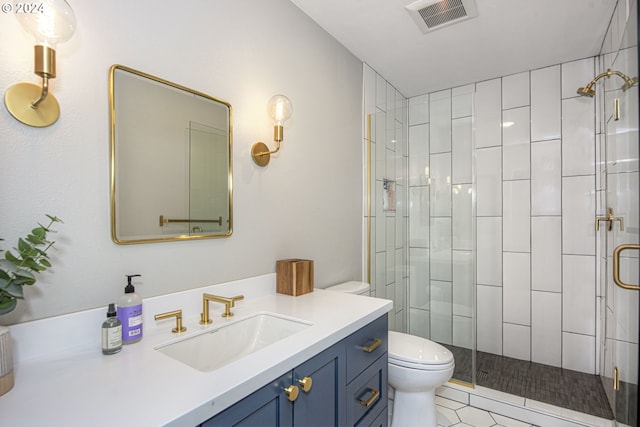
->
[325,281,370,296]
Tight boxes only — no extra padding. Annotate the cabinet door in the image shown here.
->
[293,342,346,427]
[202,372,293,427]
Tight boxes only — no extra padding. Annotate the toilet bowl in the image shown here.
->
[325,281,455,427]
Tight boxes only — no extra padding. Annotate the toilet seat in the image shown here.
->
[388,331,454,370]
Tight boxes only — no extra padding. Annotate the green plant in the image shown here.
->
[0,215,63,316]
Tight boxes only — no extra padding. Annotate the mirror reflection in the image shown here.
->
[110,65,232,244]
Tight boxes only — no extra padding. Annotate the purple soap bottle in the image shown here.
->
[117,274,143,344]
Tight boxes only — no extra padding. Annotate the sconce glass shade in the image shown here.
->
[15,0,76,48]
[4,0,76,127]
[267,94,293,126]
[252,94,293,167]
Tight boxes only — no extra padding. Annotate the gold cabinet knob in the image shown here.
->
[297,376,313,393]
[284,384,299,402]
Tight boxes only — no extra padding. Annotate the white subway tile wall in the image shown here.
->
[364,1,637,424]
[364,64,409,332]
[404,55,606,375]
[366,0,638,390]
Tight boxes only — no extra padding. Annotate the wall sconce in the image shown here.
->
[4,0,76,127]
[251,94,293,167]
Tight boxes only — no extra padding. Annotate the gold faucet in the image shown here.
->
[154,309,187,333]
[200,293,245,324]
[595,208,625,231]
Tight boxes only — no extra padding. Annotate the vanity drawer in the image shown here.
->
[345,313,388,383]
[346,354,387,426]
[364,404,388,427]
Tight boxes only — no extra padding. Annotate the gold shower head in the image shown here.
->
[577,84,596,97]
[577,69,637,97]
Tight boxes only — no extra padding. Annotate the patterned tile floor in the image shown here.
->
[435,396,536,427]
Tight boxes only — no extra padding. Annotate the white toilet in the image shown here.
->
[325,281,454,427]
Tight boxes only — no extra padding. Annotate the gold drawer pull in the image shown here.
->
[361,338,382,353]
[284,385,299,402]
[613,244,640,290]
[359,388,380,407]
[298,376,313,393]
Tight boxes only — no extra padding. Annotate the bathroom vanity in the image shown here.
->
[203,314,388,426]
[0,274,392,426]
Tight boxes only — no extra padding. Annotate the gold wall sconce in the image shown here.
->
[251,94,293,167]
[4,0,76,127]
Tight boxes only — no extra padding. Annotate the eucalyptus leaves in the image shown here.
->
[0,215,63,316]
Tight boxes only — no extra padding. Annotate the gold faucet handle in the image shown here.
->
[595,208,625,231]
[613,216,625,231]
[595,216,610,231]
[221,295,244,318]
[154,309,187,333]
[229,295,244,306]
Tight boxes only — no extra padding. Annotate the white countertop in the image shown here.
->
[0,276,392,427]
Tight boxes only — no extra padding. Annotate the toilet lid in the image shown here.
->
[388,331,454,366]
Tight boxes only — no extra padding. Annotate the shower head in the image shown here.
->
[577,85,596,97]
[620,75,638,91]
[576,69,637,97]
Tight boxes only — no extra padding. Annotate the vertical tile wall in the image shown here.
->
[363,64,409,332]
[370,0,637,380]
[408,57,603,374]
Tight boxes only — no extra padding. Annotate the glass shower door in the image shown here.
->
[603,86,639,426]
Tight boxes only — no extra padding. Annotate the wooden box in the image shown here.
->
[276,259,314,296]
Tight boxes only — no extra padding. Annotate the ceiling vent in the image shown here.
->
[405,0,478,33]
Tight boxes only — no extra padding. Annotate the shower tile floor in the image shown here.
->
[444,347,614,420]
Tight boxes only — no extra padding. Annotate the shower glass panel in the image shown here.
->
[603,84,639,427]
[600,3,639,424]
[407,91,475,385]
[365,67,409,334]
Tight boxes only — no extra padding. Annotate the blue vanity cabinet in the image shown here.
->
[201,314,388,427]
[201,343,344,427]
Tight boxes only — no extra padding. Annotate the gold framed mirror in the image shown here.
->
[109,65,232,244]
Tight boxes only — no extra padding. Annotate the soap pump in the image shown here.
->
[117,274,143,344]
[102,303,122,355]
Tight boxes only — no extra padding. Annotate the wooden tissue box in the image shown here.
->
[276,259,314,296]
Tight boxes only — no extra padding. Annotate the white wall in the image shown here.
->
[0,0,364,324]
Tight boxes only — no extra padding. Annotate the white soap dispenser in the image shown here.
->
[117,274,143,344]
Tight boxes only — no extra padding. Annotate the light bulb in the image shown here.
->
[15,0,76,48]
[267,94,293,126]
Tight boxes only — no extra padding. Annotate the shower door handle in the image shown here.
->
[613,244,640,290]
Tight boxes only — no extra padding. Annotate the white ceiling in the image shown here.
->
[289,0,617,97]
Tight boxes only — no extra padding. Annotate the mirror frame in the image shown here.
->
[109,64,233,244]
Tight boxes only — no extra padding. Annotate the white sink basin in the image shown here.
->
[155,313,311,372]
